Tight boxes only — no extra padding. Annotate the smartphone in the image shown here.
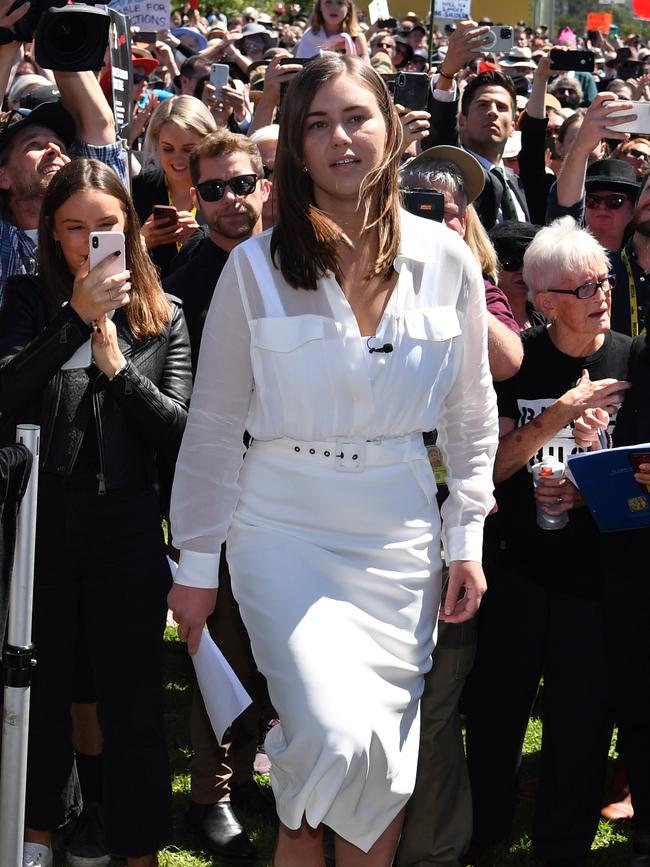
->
[606,101,650,134]
[393,72,429,111]
[471,25,514,54]
[278,56,316,67]
[378,17,397,28]
[89,230,126,276]
[132,30,157,43]
[210,63,229,89]
[380,72,396,96]
[550,48,595,72]
[152,204,178,225]
[400,189,444,222]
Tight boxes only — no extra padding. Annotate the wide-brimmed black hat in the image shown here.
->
[0,101,76,157]
[489,220,541,259]
[393,35,413,62]
[584,159,639,196]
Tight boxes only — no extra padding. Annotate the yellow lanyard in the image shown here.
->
[621,246,641,337]
[166,183,197,253]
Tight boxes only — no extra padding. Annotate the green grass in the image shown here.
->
[99,629,634,866]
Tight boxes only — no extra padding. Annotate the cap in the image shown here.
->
[402,145,485,204]
[0,102,76,157]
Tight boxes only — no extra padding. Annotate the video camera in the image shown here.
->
[8,0,111,72]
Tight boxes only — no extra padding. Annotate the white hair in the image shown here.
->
[249,124,279,145]
[522,216,610,301]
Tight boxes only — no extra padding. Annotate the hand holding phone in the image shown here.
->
[393,72,428,111]
[550,48,595,72]
[69,232,130,324]
[153,204,178,225]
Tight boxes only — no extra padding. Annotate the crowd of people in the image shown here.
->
[1,1,650,866]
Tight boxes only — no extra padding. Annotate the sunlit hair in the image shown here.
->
[189,129,263,186]
[141,95,216,179]
[309,0,361,37]
[249,124,280,145]
[271,54,402,291]
[39,159,171,340]
[465,205,498,284]
[522,216,609,302]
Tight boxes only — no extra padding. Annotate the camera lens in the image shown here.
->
[397,74,405,86]
[92,237,98,248]
[501,27,511,38]
[53,16,88,52]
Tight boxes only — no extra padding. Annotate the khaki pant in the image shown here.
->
[395,619,476,867]
[190,551,272,804]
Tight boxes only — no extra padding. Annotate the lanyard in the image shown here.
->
[165,182,197,253]
[621,246,641,337]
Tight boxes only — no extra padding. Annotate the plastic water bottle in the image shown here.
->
[532,460,569,531]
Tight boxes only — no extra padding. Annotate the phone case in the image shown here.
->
[393,72,429,111]
[210,63,229,89]
[607,102,650,135]
[550,49,595,72]
[89,231,126,276]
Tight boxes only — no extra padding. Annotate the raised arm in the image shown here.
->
[54,70,116,145]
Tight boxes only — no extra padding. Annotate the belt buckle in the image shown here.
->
[334,439,365,473]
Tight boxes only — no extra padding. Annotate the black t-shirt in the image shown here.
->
[486,325,632,587]
[163,235,230,374]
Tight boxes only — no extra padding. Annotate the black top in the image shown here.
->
[486,325,632,589]
[609,239,650,336]
[163,232,230,373]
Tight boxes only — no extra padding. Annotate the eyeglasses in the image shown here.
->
[500,256,524,272]
[196,173,261,201]
[376,41,394,48]
[628,147,650,162]
[546,273,616,300]
[555,87,578,95]
[586,193,631,210]
[262,164,274,180]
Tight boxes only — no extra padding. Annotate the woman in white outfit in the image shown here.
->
[169,55,498,867]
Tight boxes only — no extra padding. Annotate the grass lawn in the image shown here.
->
[103,628,633,866]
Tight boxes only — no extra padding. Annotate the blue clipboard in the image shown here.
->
[567,443,650,532]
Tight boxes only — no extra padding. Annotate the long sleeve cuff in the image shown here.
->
[175,549,220,589]
[442,524,489,565]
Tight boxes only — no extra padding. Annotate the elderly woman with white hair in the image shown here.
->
[464,216,632,867]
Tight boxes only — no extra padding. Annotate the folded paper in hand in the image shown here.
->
[192,629,252,744]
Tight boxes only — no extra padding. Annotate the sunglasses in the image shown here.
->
[133,71,149,84]
[547,273,616,300]
[196,173,261,201]
[376,41,394,48]
[585,193,631,210]
[629,147,650,162]
[500,256,524,272]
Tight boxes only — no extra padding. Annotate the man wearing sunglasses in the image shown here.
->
[164,129,271,863]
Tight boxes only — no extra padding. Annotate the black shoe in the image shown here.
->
[65,802,110,867]
[186,801,257,862]
[631,831,650,866]
[230,779,276,822]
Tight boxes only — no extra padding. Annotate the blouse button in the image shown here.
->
[324,450,331,457]
[352,453,358,460]
[294,446,300,452]
[309,448,315,454]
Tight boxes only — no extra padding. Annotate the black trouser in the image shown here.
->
[25,474,172,857]
[464,560,613,861]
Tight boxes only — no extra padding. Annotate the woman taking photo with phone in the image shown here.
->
[296,0,369,61]
[0,158,192,867]
[169,54,497,867]
[134,95,216,276]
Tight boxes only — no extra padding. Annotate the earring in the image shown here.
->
[302,164,310,174]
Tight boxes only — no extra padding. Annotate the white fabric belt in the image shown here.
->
[252,434,427,473]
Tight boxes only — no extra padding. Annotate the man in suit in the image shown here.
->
[422,21,543,229]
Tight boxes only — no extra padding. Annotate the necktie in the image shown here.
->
[491,166,519,222]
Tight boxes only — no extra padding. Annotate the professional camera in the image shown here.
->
[7,0,65,43]
[35,4,111,72]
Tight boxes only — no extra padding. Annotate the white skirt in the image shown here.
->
[226,435,442,852]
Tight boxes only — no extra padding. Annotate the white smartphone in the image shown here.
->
[606,100,650,134]
[210,63,229,89]
[89,230,128,304]
[470,25,514,54]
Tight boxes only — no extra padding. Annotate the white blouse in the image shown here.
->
[171,209,498,588]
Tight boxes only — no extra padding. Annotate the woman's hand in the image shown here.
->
[92,314,126,378]
[534,476,584,516]
[573,407,610,449]
[634,463,650,490]
[129,93,159,145]
[562,368,630,417]
[439,560,487,624]
[176,210,200,244]
[168,583,218,655]
[69,252,131,324]
[396,104,431,152]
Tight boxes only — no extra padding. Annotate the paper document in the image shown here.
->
[192,630,252,743]
[61,338,92,370]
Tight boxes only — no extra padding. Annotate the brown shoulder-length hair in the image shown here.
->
[39,159,171,340]
[309,0,361,37]
[270,54,402,291]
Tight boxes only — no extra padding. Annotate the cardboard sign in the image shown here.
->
[434,0,471,20]
[108,0,170,30]
[368,0,390,24]
[586,11,613,32]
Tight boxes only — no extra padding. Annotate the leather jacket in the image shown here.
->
[0,276,192,494]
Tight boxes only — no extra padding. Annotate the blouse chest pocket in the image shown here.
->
[404,306,461,342]
[251,315,326,352]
